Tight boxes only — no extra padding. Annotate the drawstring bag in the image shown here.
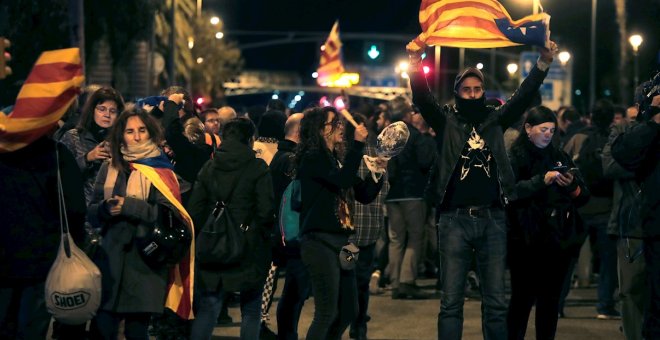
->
[44,148,102,325]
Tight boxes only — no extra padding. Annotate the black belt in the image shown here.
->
[453,205,493,218]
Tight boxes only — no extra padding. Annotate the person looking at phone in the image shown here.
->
[506,106,590,339]
[59,87,124,205]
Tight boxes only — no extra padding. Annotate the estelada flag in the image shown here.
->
[407,0,551,52]
[132,163,196,320]
[317,20,346,86]
[0,48,84,152]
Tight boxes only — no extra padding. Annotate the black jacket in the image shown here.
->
[162,101,213,186]
[270,139,297,212]
[385,122,436,200]
[410,64,548,207]
[603,122,643,238]
[0,138,86,280]
[298,141,383,236]
[187,139,274,292]
[612,120,660,238]
[508,140,590,254]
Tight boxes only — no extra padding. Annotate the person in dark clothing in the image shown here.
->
[558,106,585,148]
[88,109,189,340]
[562,99,618,319]
[385,96,436,299]
[269,113,311,340]
[188,118,274,340]
[295,106,383,340]
[612,88,660,340]
[407,41,556,340]
[603,118,647,340]
[506,106,590,340]
[59,86,125,205]
[158,90,213,189]
[0,137,86,340]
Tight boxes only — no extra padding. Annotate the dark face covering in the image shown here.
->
[455,95,488,125]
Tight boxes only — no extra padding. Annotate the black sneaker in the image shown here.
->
[260,322,277,340]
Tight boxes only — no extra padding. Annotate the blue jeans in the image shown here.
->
[643,238,660,339]
[190,288,262,340]
[437,208,508,340]
[276,257,311,340]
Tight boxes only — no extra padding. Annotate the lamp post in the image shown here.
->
[629,34,643,87]
[559,51,572,106]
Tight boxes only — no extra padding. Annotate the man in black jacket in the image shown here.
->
[408,41,556,340]
[612,87,660,340]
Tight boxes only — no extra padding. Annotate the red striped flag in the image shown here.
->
[132,163,196,320]
[317,21,346,86]
[0,48,84,152]
[407,0,550,52]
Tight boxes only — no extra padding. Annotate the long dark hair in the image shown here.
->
[294,106,345,171]
[510,105,559,157]
[76,87,125,131]
[108,108,164,172]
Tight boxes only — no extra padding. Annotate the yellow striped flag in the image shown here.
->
[407,0,551,52]
[317,21,346,86]
[133,163,196,320]
[0,48,84,152]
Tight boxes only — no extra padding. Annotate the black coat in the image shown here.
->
[410,64,548,207]
[612,120,660,237]
[385,122,436,200]
[0,138,86,280]
[187,139,274,292]
[508,140,590,255]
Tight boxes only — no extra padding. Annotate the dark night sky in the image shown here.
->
[207,0,660,107]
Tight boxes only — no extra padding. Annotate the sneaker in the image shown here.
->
[596,309,621,320]
[369,270,383,295]
[392,283,430,300]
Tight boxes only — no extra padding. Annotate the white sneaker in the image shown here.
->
[369,270,383,295]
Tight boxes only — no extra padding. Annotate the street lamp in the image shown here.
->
[629,34,643,86]
[210,16,220,25]
[507,63,518,76]
[215,32,224,40]
[558,51,571,66]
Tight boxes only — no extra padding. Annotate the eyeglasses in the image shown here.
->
[96,105,118,115]
[325,119,344,129]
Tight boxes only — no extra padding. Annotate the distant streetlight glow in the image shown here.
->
[294,95,302,101]
[210,16,220,25]
[196,57,204,64]
[507,63,518,75]
[558,51,571,66]
[215,32,224,39]
[476,63,484,70]
[629,34,643,52]
[188,37,194,49]
[423,66,430,74]
[312,72,319,79]
[272,94,279,100]
[397,61,409,73]
[401,72,409,79]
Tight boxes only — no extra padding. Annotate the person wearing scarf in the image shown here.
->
[87,109,194,340]
[59,87,124,206]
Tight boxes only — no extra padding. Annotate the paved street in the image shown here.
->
[212,278,625,339]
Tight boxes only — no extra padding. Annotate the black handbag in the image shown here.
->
[196,166,252,267]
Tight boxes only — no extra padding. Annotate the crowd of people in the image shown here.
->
[1,38,659,340]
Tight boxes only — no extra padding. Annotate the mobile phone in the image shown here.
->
[552,165,568,173]
[568,167,580,174]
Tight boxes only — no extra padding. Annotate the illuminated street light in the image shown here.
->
[476,63,484,70]
[196,57,204,64]
[629,34,643,52]
[507,63,518,76]
[210,16,220,25]
[398,61,409,73]
[629,34,643,87]
[558,51,571,66]
[272,94,279,100]
[215,32,224,39]
[188,37,194,49]
[312,72,319,79]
